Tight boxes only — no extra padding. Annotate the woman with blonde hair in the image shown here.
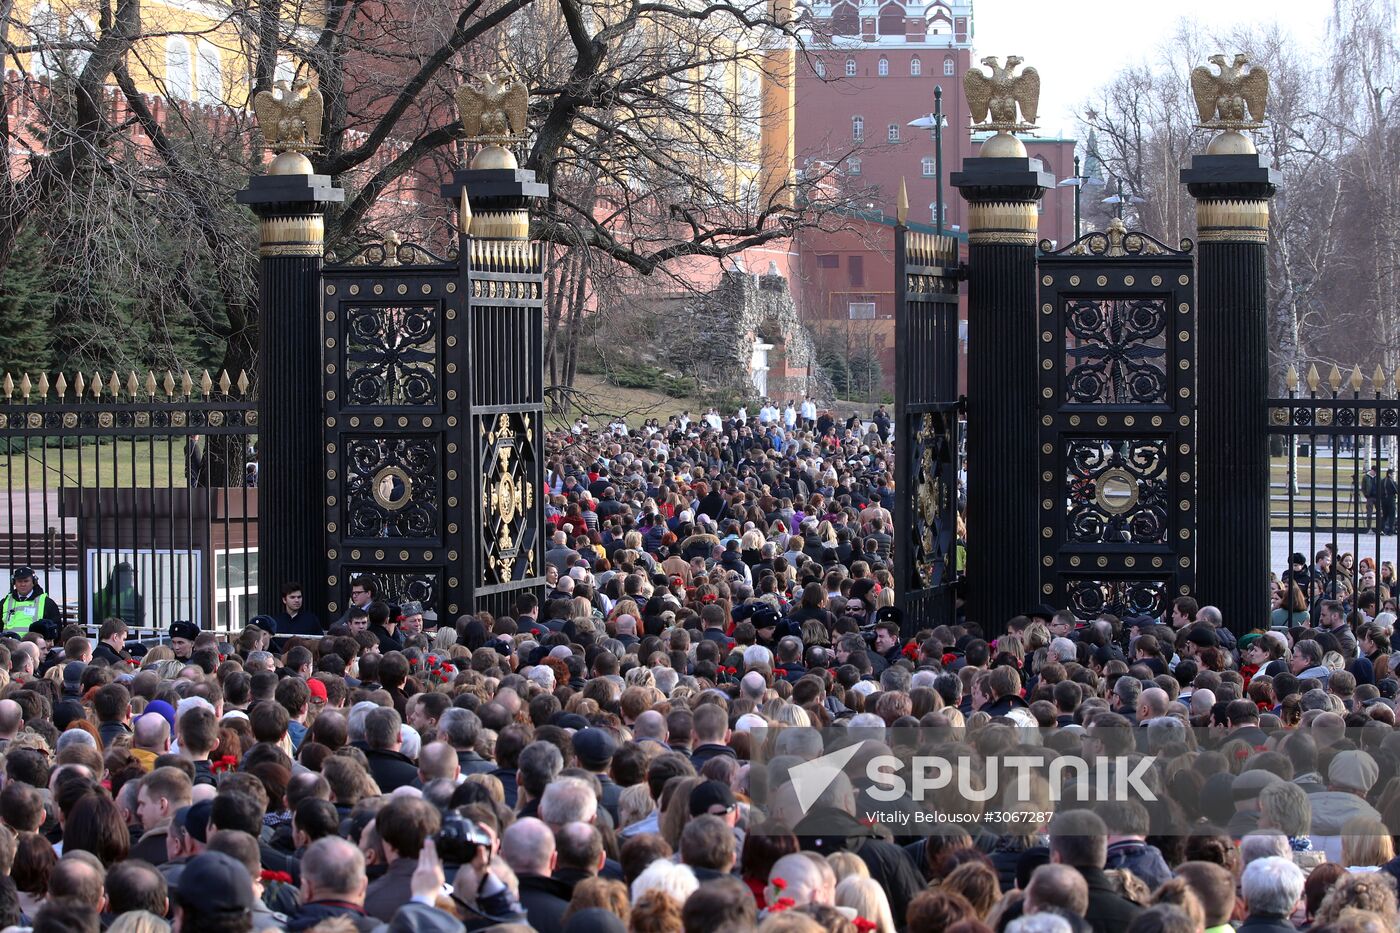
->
[617,783,656,833]
[825,852,869,883]
[564,877,631,926]
[1341,816,1394,869]
[106,912,170,933]
[835,876,895,933]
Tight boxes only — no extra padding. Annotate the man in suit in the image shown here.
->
[1048,810,1142,933]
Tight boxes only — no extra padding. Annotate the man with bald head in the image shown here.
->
[632,710,669,748]
[502,817,570,931]
[1024,863,1089,916]
[132,713,171,772]
[287,836,376,931]
[766,852,832,908]
[1135,688,1169,724]
[0,699,22,751]
[417,741,460,786]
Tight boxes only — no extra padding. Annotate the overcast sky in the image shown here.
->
[971,0,1332,138]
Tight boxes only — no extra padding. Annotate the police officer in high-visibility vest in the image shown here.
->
[1,567,61,636]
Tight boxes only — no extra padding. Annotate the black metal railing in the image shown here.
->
[1267,364,1400,612]
[0,370,257,636]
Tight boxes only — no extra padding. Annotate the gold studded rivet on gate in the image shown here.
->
[448,497,458,507]
[1180,585,1191,595]
[1152,276,1162,286]
[1069,415,1081,426]
[448,470,458,480]
[1096,275,1108,286]
[1043,584,1054,594]
[1042,359,1052,370]
[447,390,458,401]
[1042,499,1053,510]
[1125,556,1135,567]
[351,550,361,560]
[1043,471,1053,482]
[1123,275,1135,286]
[325,417,335,427]
[1042,556,1053,567]
[374,417,384,427]
[422,284,432,295]
[1178,330,1190,342]
[1097,557,1108,568]
[447,363,458,374]
[397,284,408,295]
[446,282,457,293]
[1153,557,1164,567]
[1096,416,1108,427]
[448,551,458,561]
[1069,275,1080,286]
[1179,415,1190,426]
[1041,303,1052,314]
[448,604,459,613]
[446,308,457,320]
[1124,415,1135,426]
[399,550,409,560]
[449,578,459,588]
[447,443,458,454]
[1042,443,1053,455]
[1070,556,1081,567]
[373,284,384,295]
[325,285,336,295]
[1042,527,1053,538]
[398,417,409,427]
[349,284,360,295]
[1179,529,1191,539]
[423,551,433,561]
[1179,500,1191,511]
[446,336,457,347]
[448,523,459,534]
[1042,387,1053,398]
[328,576,337,585]
[1179,472,1190,483]
[328,602,338,612]
[1041,331,1053,342]
[1179,387,1191,398]
[328,550,338,560]
[1042,275,1053,286]
[1179,359,1190,370]
[1179,302,1189,313]
[422,417,432,427]
[1179,557,1191,568]
[375,550,385,560]
[1042,415,1052,426]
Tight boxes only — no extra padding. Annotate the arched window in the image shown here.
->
[877,58,888,77]
[29,2,59,78]
[814,59,826,78]
[910,57,922,76]
[165,36,193,100]
[845,58,856,77]
[921,156,935,176]
[887,123,900,142]
[877,2,903,35]
[851,115,864,141]
[830,2,858,35]
[943,57,955,76]
[848,157,862,176]
[197,40,223,104]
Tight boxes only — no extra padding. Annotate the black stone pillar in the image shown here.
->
[1181,152,1278,631]
[237,156,343,617]
[952,153,1053,632]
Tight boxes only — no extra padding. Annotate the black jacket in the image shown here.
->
[368,623,403,655]
[274,610,325,637]
[517,873,572,932]
[1079,866,1144,933]
[792,806,923,925]
[1236,914,1298,933]
[92,642,132,666]
[286,900,378,933]
[457,749,497,776]
[364,748,419,792]
[691,744,738,771]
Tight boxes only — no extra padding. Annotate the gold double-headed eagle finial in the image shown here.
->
[455,71,530,170]
[1189,54,1269,154]
[963,56,1040,158]
[251,75,325,175]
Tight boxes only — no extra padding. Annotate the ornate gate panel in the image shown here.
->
[894,222,963,633]
[1036,222,1196,618]
[320,240,469,619]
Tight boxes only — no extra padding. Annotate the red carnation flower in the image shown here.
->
[941,653,956,665]
[260,870,293,884]
[854,919,877,932]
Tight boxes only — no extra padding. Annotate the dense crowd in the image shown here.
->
[0,407,1399,933]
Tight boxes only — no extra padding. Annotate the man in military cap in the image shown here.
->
[0,567,60,636]
[398,602,425,640]
[169,619,200,660]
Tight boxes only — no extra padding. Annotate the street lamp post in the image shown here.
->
[908,86,948,233]
[1055,154,1103,239]
[1103,178,1146,222]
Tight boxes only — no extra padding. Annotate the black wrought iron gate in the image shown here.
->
[318,165,548,623]
[1035,221,1197,618]
[894,224,963,633]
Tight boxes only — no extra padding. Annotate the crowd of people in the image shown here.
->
[0,406,1398,933]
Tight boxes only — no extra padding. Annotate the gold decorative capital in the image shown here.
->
[1196,199,1269,243]
[967,200,1038,245]
[260,214,325,257]
[471,210,531,240]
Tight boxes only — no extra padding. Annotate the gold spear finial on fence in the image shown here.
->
[36,374,48,399]
[108,372,120,397]
[54,373,66,399]
[89,371,101,398]
[144,371,158,397]
[20,374,32,400]
[1328,364,1342,392]
[72,373,83,398]
[218,371,232,395]
[127,372,140,398]
[236,371,250,396]
[1306,364,1320,392]
[163,371,176,397]
[200,371,213,397]
[1350,365,1364,392]
[1285,366,1298,391]
[181,371,193,398]
[1374,365,1386,393]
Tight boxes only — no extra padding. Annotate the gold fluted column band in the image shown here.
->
[967,201,1039,246]
[472,211,531,240]
[1195,199,1269,244]
[260,215,325,257]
